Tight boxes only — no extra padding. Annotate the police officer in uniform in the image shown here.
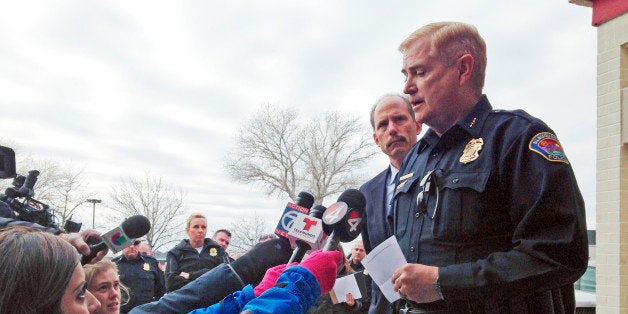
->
[113,240,165,313]
[389,22,588,313]
[166,213,231,292]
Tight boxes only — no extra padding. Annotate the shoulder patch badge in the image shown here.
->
[210,247,218,257]
[529,132,569,164]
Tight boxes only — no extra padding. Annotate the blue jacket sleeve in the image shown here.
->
[130,263,245,314]
[186,266,321,314]
[187,285,256,314]
[241,266,321,314]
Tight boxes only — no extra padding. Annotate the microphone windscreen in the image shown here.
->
[336,189,366,212]
[121,215,151,238]
[309,205,327,220]
[296,191,314,209]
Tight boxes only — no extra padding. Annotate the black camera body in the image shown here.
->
[0,145,82,232]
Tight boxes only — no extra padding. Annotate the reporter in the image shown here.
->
[85,260,129,314]
[0,226,101,313]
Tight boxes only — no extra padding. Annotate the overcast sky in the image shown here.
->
[0,1,597,248]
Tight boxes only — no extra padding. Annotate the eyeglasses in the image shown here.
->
[416,169,440,219]
[133,240,141,246]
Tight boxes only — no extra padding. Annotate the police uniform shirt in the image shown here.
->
[392,95,588,305]
[114,254,165,312]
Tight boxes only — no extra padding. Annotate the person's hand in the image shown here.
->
[180,272,190,279]
[391,263,440,303]
[345,293,356,306]
[59,229,108,264]
[299,250,343,295]
[254,262,298,296]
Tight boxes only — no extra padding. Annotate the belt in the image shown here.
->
[395,300,449,314]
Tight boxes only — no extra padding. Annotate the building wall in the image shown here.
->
[596,12,628,314]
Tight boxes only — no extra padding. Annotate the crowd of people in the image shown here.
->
[0,21,588,314]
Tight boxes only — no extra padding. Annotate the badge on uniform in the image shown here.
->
[210,247,218,257]
[143,262,150,271]
[459,138,483,164]
[529,132,569,164]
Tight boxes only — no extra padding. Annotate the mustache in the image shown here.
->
[386,135,407,148]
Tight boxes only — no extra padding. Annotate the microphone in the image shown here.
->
[274,191,315,246]
[322,189,366,251]
[287,204,328,263]
[229,192,314,285]
[80,215,151,265]
[295,191,315,210]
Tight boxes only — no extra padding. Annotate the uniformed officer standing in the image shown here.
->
[389,22,588,313]
[113,240,165,313]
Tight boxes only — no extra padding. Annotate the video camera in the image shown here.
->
[0,145,81,232]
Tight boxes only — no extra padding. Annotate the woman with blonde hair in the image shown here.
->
[84,260,129,314]
[166,213,230,292]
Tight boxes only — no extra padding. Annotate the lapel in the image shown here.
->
[366,168,391,236]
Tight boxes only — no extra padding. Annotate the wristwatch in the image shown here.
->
[434,276,444,300]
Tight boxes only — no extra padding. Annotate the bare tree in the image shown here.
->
[227,212,272,254]
[109,173,186,252]
[225,105,377,204]
[301,111,377,204]
[226,105,303,201]
[45,165,92,228]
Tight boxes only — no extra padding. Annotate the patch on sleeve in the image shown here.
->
[529,132,569,164]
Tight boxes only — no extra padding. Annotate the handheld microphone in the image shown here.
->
[295,191,315,210]
[287,204,328,263]
[80,215,151,265]
[322,189,366,251]
[274,191,315,245]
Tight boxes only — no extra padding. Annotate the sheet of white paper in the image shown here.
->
[331,273,362,303]
[362,235,407,303]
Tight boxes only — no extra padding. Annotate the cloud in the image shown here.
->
[0,0,597,246]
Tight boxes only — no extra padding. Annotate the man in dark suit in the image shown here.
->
[360,93,421,314]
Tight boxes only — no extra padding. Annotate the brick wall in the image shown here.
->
[596,13,628,314]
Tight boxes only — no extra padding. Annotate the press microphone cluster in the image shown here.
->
[81,214,151,265]
[274,189,366,263]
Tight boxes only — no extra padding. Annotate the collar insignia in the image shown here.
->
[396,180,408,191]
